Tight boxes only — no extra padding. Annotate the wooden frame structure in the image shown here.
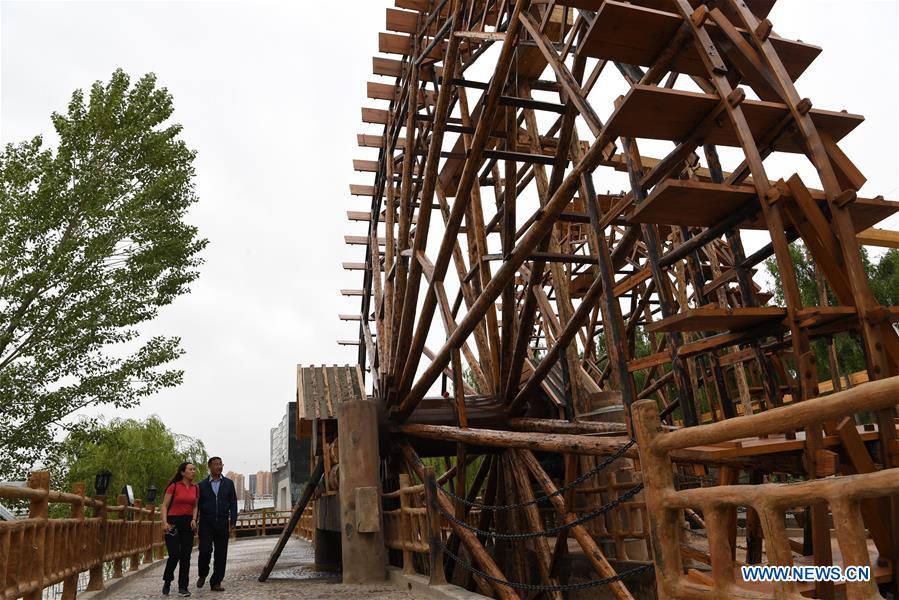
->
[336,1,899,597]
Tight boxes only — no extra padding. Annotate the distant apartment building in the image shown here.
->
[270,402,310,511]
[225,471,246,502]
[248,473,257,496]
[254,471,272,497]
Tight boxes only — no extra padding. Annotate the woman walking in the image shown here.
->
[159,462,199,596]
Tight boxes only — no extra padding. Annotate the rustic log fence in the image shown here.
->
[234,510,292,537]
[633,375,899,600]
[382,473,431,577]
[295,505,314,541]
[0,470,163,600]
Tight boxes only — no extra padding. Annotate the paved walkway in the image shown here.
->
[109,536,418,599]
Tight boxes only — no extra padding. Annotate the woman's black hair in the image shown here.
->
[166,461,194,490]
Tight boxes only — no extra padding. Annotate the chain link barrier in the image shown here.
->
[437,481,644,539]
[436,539,654,592]
[437,438,637,511]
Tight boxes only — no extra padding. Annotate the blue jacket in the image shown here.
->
[198,476,238,527]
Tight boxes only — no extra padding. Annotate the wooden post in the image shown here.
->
[61,483,86,600]
[423,466,447,586]
[113,494,126,578]
[398,474,415,575]
[130,499,143,571]
[261,511,266,536]
[24,471,50,600]
[631,400,684,600]
[337,399,386,583]
[86,495,108,591]
[144,502,156,563]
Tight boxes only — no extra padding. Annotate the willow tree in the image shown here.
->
[0,69,206,478]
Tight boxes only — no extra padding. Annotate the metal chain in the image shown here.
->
[436,539,654,592]
[436,482,644,540]
[437,439,637,511]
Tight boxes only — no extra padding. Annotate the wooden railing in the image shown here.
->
[383,473,430,575]
[0,470,164,600]
[633,376,899,600]
[295,505,314,541]
[234,510,292,536]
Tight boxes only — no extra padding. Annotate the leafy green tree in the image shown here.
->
[0,70,206,478]
[49,416,208,501]
[765,244,898,380]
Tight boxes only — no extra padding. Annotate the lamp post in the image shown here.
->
[144,484,159,563]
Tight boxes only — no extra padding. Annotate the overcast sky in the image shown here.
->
[1,1,897,477]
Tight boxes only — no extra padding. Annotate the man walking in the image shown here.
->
[197,457,238,592]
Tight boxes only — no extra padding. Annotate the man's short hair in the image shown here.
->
[208,456,222,467]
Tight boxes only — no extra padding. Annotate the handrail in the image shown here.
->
[654,374,899,452]
[632,375,899,600]
[0,470,164,599]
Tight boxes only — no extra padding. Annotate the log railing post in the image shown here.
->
[130,499,143,571]
[61,482,86,600]
[423,466,447,586]
[144,502,156,563]
[631,400,682,600]
[398,474,415,575]
[86,495,108,591]
[113,494,126,579]
[24,470,50,600]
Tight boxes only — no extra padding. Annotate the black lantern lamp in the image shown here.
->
[94,470,112,496]
[146,484,158,504]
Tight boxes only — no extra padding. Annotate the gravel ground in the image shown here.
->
[107,536,418,599]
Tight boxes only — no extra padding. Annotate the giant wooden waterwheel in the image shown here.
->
[322,1,899,598]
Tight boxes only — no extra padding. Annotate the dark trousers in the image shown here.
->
[198,518,229,585]
[163,515,193,590]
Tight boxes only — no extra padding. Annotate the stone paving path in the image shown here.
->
[109,536,418,599]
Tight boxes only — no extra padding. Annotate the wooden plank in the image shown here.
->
[580,1,815,81]
[629,180,758,227]
[367,82,397,102]
[345,235,386,245]
[378,32,445,59]
[386,8,419,34]
[296,365,308,420]
[350,184,376,196]
[353,159,379,172]
[362,107,389,125]
[373,57,403,77]
[857,227,899,248]
[358,134,405,149]
[605,85,862,154]
[343,262,367,271]
[629,179,897,230]
[556,0,775,18]
[628,351,671,372]
[646,306,787,333]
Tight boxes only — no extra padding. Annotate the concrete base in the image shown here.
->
[387,566,490,600]
[77,557,166,599]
